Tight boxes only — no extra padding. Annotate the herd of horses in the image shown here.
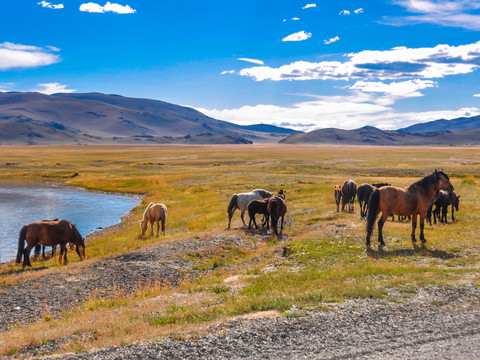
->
[14,169,457,268]
[335,170,459,247]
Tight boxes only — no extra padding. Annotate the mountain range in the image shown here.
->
[1,92,479,145]
[0,92,297,145]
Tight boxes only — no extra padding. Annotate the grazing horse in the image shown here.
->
[334,185,342,212]
[247,199,269,230]
[366,170,453,247]
[140,202,167,237]
[450,192,460,222]
[357,184,374,218]
[341,180,357,213]
[267,190,287,236]
[16,219,85,268]
[227,189,273,228]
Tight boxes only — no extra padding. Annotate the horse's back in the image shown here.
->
[147,203,167,220]
[378,186,417,215]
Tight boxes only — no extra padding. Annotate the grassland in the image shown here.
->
[0,145,479,356]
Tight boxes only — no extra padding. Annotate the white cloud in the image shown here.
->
[388,0,480,30]
[221,70,235,75]
[0,42,60,70]
[292,17,300,21]
[238,41,480,81]
[339,10,351,15]
[474,93,480,97]
[79,2,136,14]
[324,36,340,45]
[282,31,312,42]
[38,1,64,9]
[33,83,76,95]
[354,8,364,14]
[238,58,264,65]
[302,4,316,9]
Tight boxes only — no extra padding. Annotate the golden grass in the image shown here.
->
[0,145,479,356]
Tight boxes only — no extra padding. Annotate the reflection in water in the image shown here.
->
[0,181,140,263]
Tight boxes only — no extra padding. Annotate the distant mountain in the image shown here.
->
[399,115,480,133]
[280,125,480,146]
[0,92,297,145]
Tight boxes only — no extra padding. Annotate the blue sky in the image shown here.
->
[2,0,480,131]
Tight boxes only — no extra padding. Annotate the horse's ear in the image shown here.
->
[457,195,461,199]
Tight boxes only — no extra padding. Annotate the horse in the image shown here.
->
[227,189,273,228]
[247,199,269,230]
[267,190,287,236]
[372,183,391,188]
[334,185,342,212]
[16,219,85,268]
[140,202,167,237]
[341,180,357,213]
[34,218,59,260]
[357,184,374,218]
[430,190,460,224]
[450,192,460,222]
[366,170,453,247]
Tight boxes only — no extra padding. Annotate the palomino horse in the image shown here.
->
[267,190,287,236]
[16,219,85,268]
[334,185,342,212]
[341,179,357,213]
[366,170,453,247]
[140,202,167,237]
[227,189,273,229]
[247,199,270,230]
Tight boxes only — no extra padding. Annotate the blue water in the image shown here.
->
[0,181,141,263]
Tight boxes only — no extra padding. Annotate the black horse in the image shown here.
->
[341,180,357,213]
[427,190,460,224]
[357,184,374,218]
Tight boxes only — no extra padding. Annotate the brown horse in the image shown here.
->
[334,185,342,212]
[140,202,167,237]
[247,199,269,230]
[341,179,357,213]
[267,190,287,236]
[366,170,453,247]
[16,219,85,268]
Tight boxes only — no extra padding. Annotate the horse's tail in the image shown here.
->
[366,189,380,240]
[227,194,239,216]
[16,225,27,264]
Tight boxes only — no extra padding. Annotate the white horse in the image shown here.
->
[227,189,273,229]
[140,202,167,237]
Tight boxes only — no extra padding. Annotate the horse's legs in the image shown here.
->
[441,206,447,223]
[58,244,66,264]
[411,215,417,243]
[156,219,160,238]
[280,216,284,234]
[149,220,154,237]
[23,245,34,268]
[419,216,426,243]
[161,217,166,236]
[240,210,247,227]
[63,244,68,265]
[377,213,387,246]
[452,205,455,221]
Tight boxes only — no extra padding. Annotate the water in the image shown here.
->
[0,181,141,263]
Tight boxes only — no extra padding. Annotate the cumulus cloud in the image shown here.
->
[388,0,480,30]
[238,58,264,65]
[302,4,316,9]
[324,36,340,45]
[238,41,480,81]
[38,1,64,9]
[33,83,76,95]
[339,10,351,15]
[354,8,364,14]
[196,95,480,132]
[282,31,312,42]
[0,42,60,70]
[79,2,136,14]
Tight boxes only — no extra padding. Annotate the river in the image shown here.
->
[0,181,141,263]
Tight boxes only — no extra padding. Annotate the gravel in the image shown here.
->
[2,233,480,359]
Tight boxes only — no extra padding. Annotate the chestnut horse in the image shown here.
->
[366,170,453,247]
[334,185,342,212]
[16,219,85,268]
[267,190,287,236]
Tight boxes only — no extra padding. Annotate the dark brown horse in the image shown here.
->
[341,179,357,213]
[247,199,269,230]
[267,190,287,235]
[366,170,453,247]
[16,219,85,268]
[334,185,342,212]
[357,184,374,218]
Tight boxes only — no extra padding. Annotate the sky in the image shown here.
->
[2,1,480,132]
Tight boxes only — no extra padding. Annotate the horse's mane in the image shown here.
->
[60,220,83,244]
[408,170,449,192]
[253,189,273,198]
[142,202,155,220]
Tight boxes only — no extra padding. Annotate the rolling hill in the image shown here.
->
[0,92,298,145]
[399,115,480,133]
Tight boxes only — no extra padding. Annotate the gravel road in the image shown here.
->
[1,232,480,359]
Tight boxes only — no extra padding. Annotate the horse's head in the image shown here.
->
[277,189,286,199]
[454,194,460,211]
[75,240,86,261]
[139,219,148,236]
[434,169,454,192]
